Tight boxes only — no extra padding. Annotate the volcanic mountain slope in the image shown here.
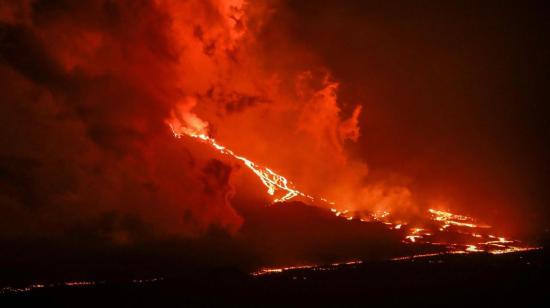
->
[235,199,540,270]
[0,198,540,291]
[0,201,414,287]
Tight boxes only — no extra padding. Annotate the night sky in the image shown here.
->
[277,0,550,235]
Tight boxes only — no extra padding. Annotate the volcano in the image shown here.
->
[1,0,550,306]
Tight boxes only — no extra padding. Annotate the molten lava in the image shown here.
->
[169,120,539,263]
[428,209,490,230]
[169,123,314,203]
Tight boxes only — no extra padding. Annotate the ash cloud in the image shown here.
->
[0,0,368,245]
[1,0,430,248]
[0,0,247,241]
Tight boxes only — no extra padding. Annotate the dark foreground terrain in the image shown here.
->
[1,249,549,307]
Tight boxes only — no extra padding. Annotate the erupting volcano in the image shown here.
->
[1,0,549,305]
[168,113,539,271]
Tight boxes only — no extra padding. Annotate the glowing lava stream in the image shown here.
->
[170,125,315,203]
[170,125,539,258]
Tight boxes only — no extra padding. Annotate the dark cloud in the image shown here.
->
[0,0,246,242]
[0,24,67,87]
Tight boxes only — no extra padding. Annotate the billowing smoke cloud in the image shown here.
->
[0,0,252,240]
[0,0,422,247]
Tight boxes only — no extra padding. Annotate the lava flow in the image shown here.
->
[169,123,315,203]
[169,121,539,261]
